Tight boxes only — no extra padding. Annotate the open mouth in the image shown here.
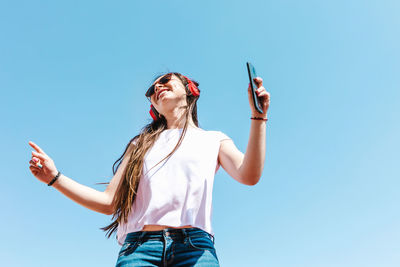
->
[157,89,169,100]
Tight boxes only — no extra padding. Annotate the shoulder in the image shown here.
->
[191,128,231,143]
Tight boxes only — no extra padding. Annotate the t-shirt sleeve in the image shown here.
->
[215,131,231,142]
[214,131,231,173]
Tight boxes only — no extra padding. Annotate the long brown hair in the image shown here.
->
[101,72,200,237]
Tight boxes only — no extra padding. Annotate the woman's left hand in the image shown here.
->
[247,77,270,118]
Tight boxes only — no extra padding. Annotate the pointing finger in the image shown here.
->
[29,141,46,155]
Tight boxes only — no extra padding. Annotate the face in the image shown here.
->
[146,74,188,114]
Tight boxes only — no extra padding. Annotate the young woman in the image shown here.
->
[28,72,270,266]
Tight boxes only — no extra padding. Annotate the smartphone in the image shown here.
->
[246,62,264,114]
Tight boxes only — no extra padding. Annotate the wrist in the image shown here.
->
[251,112,267,118]
[250,118,268,123]
[48,171,61,187]
[50,169,59,178]
[251,114,268,120]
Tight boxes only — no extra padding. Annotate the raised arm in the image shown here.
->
[218,77,270,186]
[28,141,133,215]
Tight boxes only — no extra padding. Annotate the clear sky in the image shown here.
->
[1,0,399,266]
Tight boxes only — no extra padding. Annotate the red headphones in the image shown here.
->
[182,75,200,97]
[149,75,200,121]
[149,104,160,121]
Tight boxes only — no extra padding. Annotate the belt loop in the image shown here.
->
[210,233,215,244]
[182,228,188,240]
[138,231,146,242]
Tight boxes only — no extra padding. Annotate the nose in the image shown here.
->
[154,83,162,94]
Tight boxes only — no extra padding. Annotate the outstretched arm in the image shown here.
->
[218,77,270,186]
[28,141,133,214]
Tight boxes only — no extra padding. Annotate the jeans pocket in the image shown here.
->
[118,240,140,257]
[187,235,216,252]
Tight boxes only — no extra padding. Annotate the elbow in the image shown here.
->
[102,204,115,215]
[101,192,115,215]
[247,181,259,186]
[97,200,115,215]
[103,209,113,216]
[238,165,263,186]
[239,174,261,186]
[102,208,114,216]
[246,177,260,186]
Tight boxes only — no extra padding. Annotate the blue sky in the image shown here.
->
[1,0,399,266]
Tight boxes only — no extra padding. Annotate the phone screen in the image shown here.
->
[246,62,263,114]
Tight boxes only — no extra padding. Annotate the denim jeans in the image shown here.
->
[116,227,220,267]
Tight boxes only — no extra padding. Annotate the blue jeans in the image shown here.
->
[116,227,220,267]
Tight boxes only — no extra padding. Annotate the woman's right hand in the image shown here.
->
[28,141,59,184]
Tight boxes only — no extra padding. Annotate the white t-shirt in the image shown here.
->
[116,127,231,245]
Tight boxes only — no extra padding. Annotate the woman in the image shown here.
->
[28,72,270,266]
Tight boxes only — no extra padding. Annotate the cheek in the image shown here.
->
[175,86,188,96]
[170,80,186,94]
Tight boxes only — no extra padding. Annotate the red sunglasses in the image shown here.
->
[145,73,173,98]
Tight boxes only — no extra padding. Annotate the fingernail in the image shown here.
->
[33,158,38,162]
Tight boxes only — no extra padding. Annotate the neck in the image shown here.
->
[163,106,196,129]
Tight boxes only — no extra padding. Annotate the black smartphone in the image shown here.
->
[246,62,263,114]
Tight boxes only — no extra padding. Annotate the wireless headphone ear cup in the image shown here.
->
[182,75,200,97]
[149,105,160,121]
[186,82,200,97]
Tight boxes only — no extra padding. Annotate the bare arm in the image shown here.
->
[218,120,266,185]
[218,77,270,186]
[28,141,134,215]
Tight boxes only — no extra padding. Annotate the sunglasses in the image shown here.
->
[145,73,173,98]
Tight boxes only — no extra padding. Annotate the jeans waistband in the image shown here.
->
[124,227,214,243]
